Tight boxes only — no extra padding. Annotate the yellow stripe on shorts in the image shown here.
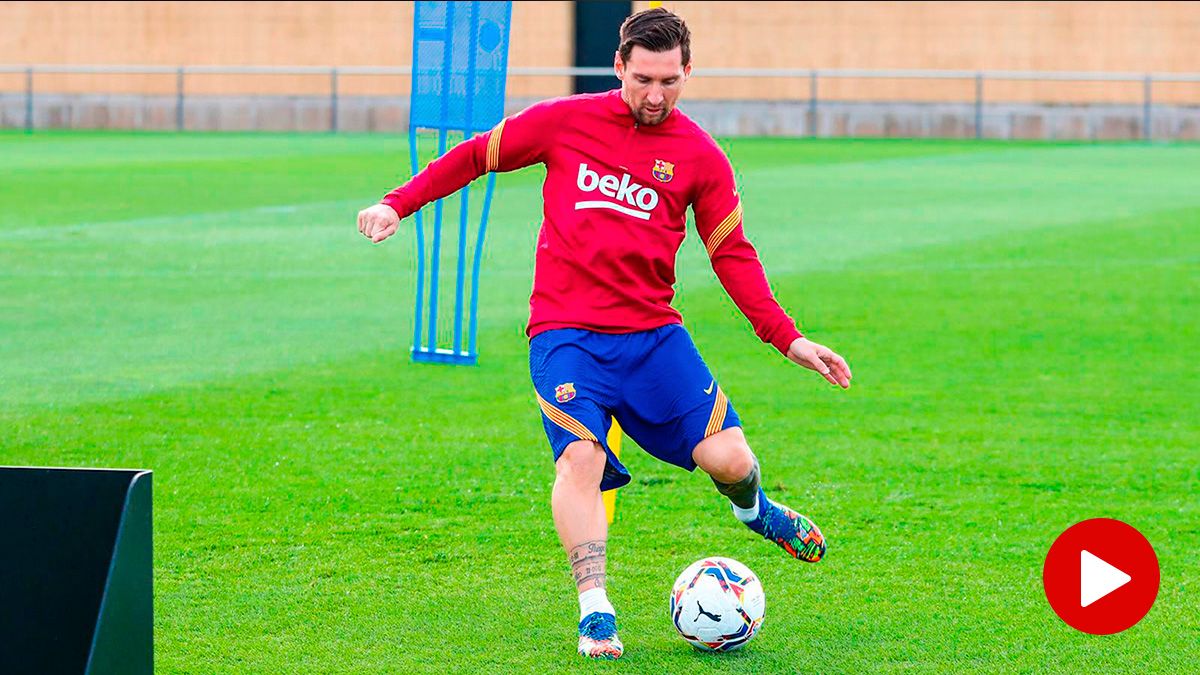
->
[536,392,598,442]
[704,386,729,437]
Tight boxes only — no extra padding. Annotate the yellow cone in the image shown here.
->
[603,420,622,524]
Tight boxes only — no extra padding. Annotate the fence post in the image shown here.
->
[176,67,185,132]
[974,72,983,140]
[330,68,339,133]
[24,66,34,134]
[1142,75,1152,142]
[808,70,818,139]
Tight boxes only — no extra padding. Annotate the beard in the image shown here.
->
[632,104,670,126]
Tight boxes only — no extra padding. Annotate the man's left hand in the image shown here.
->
[786,337,852,389]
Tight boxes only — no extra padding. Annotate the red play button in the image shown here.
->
[1043,519,1160,634]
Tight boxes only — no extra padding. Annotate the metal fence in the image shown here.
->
[3,64,1200,138]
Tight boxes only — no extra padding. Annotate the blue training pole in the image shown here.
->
[408,0,511,365]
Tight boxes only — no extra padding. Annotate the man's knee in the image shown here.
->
[693,427,756,483]
[720,446,757,481]
[712,457,759,501]
[556,440,607,482]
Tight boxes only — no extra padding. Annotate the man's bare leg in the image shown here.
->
[552,440,623,659]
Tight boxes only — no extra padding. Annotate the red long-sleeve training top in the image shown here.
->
[381,89,802,355]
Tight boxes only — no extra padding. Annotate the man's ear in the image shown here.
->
[683,62,693,80]
[613,51,624,81]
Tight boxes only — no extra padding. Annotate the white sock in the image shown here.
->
[731,493,760,523]
[579,587,615,620]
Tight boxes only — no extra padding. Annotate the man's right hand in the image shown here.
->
[357,204,400,244]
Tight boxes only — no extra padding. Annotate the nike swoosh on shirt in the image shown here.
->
[704,380,715,395]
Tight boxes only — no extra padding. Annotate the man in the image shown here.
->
[358,8,851,660]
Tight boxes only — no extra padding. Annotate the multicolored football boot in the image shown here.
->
[578,612,623,660]
[743,487,826,562]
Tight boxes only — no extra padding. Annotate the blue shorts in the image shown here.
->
[529,325,741,492]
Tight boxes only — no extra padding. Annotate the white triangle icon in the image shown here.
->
[1080,550,1131,608]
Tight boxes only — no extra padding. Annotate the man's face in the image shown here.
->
[614,45,691,126]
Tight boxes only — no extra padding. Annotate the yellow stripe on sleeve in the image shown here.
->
[704,202,742,257]
[485,118,506,172]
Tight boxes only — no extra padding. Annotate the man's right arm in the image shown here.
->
[359,99,560,243]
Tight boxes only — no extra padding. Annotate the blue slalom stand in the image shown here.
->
[409,1,512,366]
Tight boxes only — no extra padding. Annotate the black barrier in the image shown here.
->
[0,467,153,675]
[573,1,632,94]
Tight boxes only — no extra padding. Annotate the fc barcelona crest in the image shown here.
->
[555,383,576,403]
[652,159,675,183]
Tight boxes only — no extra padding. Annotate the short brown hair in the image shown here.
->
[618,7,691,66]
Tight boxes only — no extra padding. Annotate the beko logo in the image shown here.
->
[574,163,660,220]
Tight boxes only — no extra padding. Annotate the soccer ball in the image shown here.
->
[669,557,765,652]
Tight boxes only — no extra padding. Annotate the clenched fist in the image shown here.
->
[357,204,400,244]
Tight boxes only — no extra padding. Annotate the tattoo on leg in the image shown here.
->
[712,459,760,509]
[569,540,607,591]
[574,573,606,589]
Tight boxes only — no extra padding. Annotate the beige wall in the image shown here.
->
[648,1,1200,103]
[0,1,572,96]
[2,1,1199,103]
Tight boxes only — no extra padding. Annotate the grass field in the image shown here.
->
[2,131,1198,673]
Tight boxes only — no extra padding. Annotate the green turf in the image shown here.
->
[1,130,1198,673]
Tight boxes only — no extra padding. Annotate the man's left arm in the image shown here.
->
[692,148,851,388]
